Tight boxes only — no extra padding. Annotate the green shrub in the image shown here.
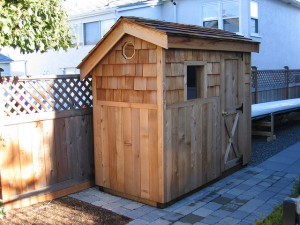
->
[0,200,5,219]
[256,178,300,225]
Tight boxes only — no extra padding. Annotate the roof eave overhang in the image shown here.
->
[167,35,260,53]
[78,19,168,79]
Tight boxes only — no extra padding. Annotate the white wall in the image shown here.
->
[251,0,300,69]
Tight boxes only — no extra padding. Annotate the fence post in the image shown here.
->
[284,66,290,99]
[251,66,258,104]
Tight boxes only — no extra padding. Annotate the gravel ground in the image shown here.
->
[251,115,300,166]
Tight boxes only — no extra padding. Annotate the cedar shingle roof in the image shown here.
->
[122,16,253,43]
[78,16,259,79]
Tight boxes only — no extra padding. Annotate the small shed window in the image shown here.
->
[122,42,135,59]
[184,62,207,100]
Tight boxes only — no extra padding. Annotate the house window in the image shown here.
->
[184,62,207,100]
[202,4,219,29]
[84,21,101,45]
[202,0,240,33]
[250,0,259,34]
[83,19,115,45]
[222,2,239,33]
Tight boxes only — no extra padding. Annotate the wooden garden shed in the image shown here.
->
[78,16,259,207]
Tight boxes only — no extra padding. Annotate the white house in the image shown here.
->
[0,53,13,76]
[1,0,300,75]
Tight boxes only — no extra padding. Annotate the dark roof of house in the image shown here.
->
[0,53,13,62]
[121,16,253,43]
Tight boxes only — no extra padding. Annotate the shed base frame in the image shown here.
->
[97,164,244,209]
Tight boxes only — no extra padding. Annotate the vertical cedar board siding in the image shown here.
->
[92,35,162,202]
[163,50,251,201]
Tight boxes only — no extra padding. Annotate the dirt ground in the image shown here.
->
[0,196,131,225]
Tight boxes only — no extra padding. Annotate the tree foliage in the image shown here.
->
[0,0,74,53]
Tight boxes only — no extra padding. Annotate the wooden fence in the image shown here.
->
[251,67,300,104]
[0,75,94,209]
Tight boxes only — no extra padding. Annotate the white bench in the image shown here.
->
[252,98,300,141]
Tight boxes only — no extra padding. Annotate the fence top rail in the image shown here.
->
[0,74,81,82]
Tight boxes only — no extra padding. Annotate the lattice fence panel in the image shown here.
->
[1,75,92,117]
[291,69,300,84]
[251,69,300,89]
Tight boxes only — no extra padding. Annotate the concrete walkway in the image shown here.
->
[70,142,300,225]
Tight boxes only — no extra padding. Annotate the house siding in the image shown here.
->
[1,0,299,75]
[251,0,300,69]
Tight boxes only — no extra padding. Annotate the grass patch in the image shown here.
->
[256,178,300,225]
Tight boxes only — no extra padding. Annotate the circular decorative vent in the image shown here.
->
[122,42,135,59]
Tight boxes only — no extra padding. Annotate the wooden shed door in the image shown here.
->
[221,58,243,170]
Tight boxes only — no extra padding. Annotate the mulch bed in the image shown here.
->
[0,196,131,225]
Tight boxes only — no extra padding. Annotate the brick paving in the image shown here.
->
[70,142,300,225]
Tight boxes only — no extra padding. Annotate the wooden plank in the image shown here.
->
[134,77,147,90]
[143,91,157,105]
[54,118,68,183]
[116,107,125,192]
[202,104,208,184]
[171,63,184,76]
[107,107,117,190]
[168,36,259,53]
[143,64,157,77]
[124,107,134,195]
[108,50,116,64]
[113,90,122,102]
[123,20,168,49]
[156,47,165,202]
[43,120,57,186]
[190,105,197,190]
[130,108,141,196]
[3,126,22,201]
[125,77,134,90]
[167,97,218,109]
[149,49,157,63]
[148,109,159,201]
[114,64,123,76]
[146,78,157,90]
[177,107,186,195]
[122,64,136,76]
[102,65,114,77]
[136,64,143,77]
[184,106,192,191]
[140,109,150,199]
[206,103,213,181]
[101,106,110,187]
[170,108,179,199]
[195,104,203,188]
[31,121,47,189]
[164,109,172,202]
[138,49,149,64]
[18,123,35,193]
[107,77,118,89]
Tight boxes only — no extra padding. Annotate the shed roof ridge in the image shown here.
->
[120,16,254,42]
